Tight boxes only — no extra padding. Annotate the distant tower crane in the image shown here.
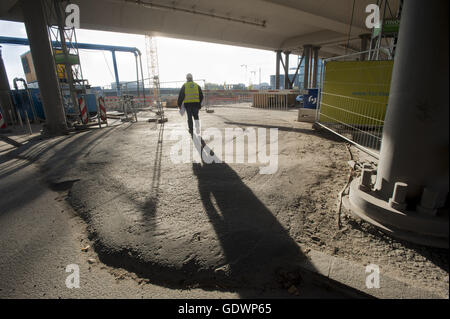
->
[250,70,256,87]
[145,34,165,122]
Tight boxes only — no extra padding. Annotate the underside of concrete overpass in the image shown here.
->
[0,0,400,58]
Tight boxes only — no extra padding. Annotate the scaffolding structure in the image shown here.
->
[43,0,88,125]
[145,35,165,122]
[368,0,402,60]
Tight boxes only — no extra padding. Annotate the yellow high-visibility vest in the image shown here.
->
[184,82,200,103]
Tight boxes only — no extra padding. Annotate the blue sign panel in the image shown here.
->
[303,88,319,109]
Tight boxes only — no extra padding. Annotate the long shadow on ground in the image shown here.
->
[0,124,123,218]
[68,128,320,296]
[192,160,310,295]
[4,121,368,297]
[186,137,316,297]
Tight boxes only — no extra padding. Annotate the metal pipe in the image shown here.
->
[275,50,281,89]
[312,46,320,88]
[284,51,290,89]
[309,48,313,88]
[303,45,311,89]
[135,53,140,98]
[111,50,120,96]
[291,54,304,89]
[0,36,142,54]
[138,52,146,104]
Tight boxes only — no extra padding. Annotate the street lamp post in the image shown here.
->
[240,64,248,87]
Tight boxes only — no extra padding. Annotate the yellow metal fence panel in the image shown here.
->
[320,60,393,126]
[318,60,394,154]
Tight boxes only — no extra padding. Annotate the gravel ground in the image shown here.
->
[210,105,448,297]
[7,103,448,298]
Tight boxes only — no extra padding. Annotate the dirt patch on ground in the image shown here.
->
[200,105,448,297]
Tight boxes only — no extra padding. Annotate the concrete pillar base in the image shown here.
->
[297,108,316,123]
[343,178,449,248]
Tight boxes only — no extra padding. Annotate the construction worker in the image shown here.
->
[177,73,203,135]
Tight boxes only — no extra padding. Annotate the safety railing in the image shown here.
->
[315,47,394,158]
[252,89,299,110]
[204,89,253,106]
[101,80,259,111]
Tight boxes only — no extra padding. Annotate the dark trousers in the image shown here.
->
[185,104,200,133]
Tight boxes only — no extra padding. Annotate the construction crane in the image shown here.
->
[145,34,166,122]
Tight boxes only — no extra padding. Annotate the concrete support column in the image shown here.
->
[275,50,281,89]
[343,0,449,248]
[312,46,320,88]
[0,47,14,124]
[359,34,371,61]
[375,0,448,204]
[303,45,311,89]
[20,0,68,135]
[284,51,290,89]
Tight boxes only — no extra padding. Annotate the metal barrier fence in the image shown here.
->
[252,90,299,110]
[204,89,253,105]
[100,80,258,111]
[316,48,394,158]
[101,82,154,111]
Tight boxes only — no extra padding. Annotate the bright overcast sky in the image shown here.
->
[0,20,300,88]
